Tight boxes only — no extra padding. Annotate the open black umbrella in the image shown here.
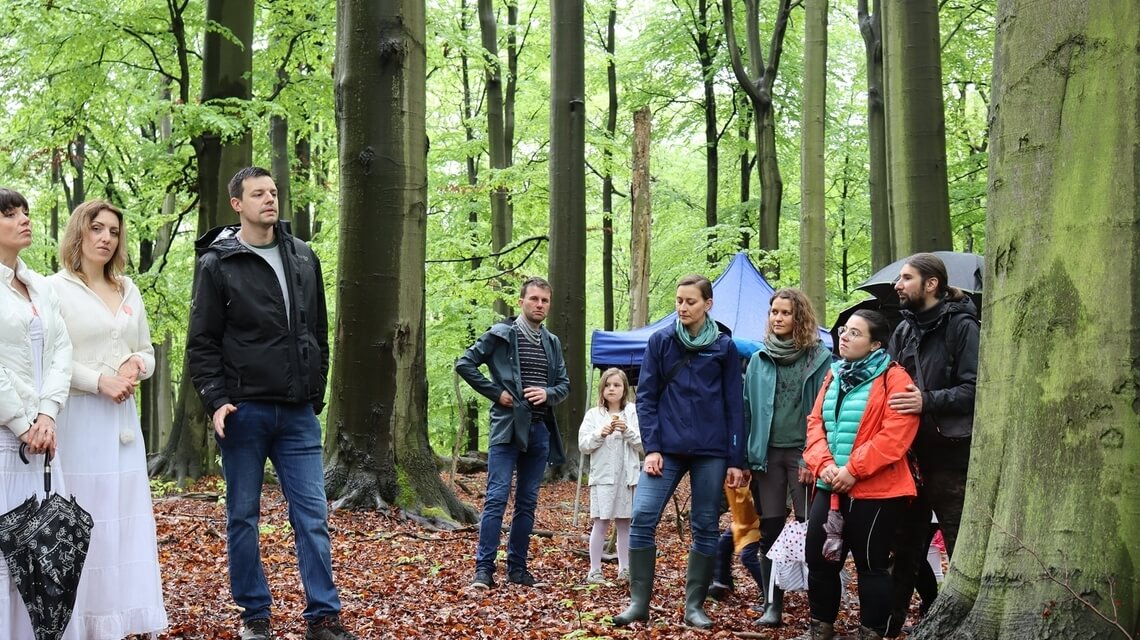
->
[0,446,93,640]
[856,251,984,301]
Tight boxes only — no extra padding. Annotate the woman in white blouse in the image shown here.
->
[0,188,73,638]
[50,199,168,638]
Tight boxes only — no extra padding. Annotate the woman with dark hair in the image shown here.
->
[614,274,746,630]
[50,200,168,638]
[743,288,832,626]
[799,310,920,640]
[0,188,74,638]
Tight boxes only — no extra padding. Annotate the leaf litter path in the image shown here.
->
[154,475,873,639]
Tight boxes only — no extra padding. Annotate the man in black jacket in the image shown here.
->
[187,167,355,640]
[885,252,980,636]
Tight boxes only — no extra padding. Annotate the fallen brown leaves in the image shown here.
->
[155,475,881,640]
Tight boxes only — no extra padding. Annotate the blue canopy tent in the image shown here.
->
[590,252,833,384]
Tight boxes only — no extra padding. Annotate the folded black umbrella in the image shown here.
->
[0,445,93,640]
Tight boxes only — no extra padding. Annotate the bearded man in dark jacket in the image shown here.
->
[187,167,355,640]
[884,252,980,637]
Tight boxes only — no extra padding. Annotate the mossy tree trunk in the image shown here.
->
[913,2,1139,638]
[326,0,474,524]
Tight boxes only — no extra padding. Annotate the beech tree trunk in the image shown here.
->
[459,0,482,454]
[547,0,586,479]
[629,106,652,330]
[327,0,474,524]
[154,0,253,483]
[913,2,1139,638]
[858,0,891,270]
[798,0,827,317]
[882,0,952,255]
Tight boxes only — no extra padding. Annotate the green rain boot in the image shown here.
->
[683,550,716,629]
[757,555,784,627]
[613,547,656,626]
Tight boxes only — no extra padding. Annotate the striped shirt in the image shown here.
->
[517,336,549,423]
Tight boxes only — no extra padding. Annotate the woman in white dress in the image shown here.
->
[50,199,168,638]
[0,188,74,638]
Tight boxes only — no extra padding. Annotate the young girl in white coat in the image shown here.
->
[578,368,643,584]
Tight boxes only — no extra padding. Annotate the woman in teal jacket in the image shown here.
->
[744,288,832,626]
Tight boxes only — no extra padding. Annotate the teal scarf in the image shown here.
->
[675,316,719,351]
[837,348,889,394]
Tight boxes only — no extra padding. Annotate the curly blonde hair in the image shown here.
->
[768,288,820,349]
[60,200,127,288]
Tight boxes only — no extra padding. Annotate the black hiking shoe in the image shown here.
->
[240,618,273,640]
[507,568,547,587]
[471,567,496,589]
[305,615,358,640]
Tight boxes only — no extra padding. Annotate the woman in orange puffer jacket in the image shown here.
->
[799,310,920,640]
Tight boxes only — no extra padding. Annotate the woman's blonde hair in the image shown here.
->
[768,288,821,349]
[60,199,127,288]
[596,367,631,410]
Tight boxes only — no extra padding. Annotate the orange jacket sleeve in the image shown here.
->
[846,364,920,480]
[802,371,834,480]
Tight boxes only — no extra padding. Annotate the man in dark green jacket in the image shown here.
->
[455,277,570,590]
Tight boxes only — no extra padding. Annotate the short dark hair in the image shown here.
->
[228,167,273,200]
[851,309,892,347]
[677,274,713,300]
[519,276,552,298]
[0,188,29,215]
[903,252,965,301]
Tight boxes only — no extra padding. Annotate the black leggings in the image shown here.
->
[805,490,906,634]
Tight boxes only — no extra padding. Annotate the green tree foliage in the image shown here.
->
[0,0,994,482]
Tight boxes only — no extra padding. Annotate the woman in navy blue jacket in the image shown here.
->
[614,274,746,630]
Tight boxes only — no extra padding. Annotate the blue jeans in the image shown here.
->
[476,422,551,573]
[629,454,726,555]
[217,401,340,622]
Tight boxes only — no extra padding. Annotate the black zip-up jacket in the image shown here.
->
[187,222,329,416]
[888,296,979,469]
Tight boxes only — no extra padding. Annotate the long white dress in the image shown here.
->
[50,272,167,638]
[1,260,74,639]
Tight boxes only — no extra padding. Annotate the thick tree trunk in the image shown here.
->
[547,0,586,480]
[155,0,254,482]
[882,0,952,256]
[914,2,1139,638]
[329,0,473,524]
[858,0,891,270]
[629,106,652,330]
[798,0,827,318]
[601,0,617,331]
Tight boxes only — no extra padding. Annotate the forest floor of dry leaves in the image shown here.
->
[154,473,922,640]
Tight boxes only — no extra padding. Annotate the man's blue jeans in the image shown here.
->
[476,422,550,574]
[217,401,341,622]
[629,454,726,555]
